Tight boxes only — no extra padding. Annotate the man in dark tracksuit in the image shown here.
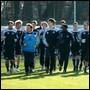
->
[71,22,81,71]
[43,18,57,75]
[38,21,48,70]
[79,21,89,73]
[31,20,40,69]
[3,21,17,74]
[57,24,74,73]
[14,20,23,72]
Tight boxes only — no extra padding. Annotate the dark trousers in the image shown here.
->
[45,47,55,72]
[79,47,89,69]
[1,41,3,52]
[24,51,34,73]
[59,50,69,71]
[39,44,45,66]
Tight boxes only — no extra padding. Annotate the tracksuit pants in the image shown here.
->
[59,50,70,71]
[45,47,56,72]
[24,51,34,73]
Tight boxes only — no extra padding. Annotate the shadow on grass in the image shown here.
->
[1,69,89,80]
[1,70,60,80]
[60,70,89,78]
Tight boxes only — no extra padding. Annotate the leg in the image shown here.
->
[10,60,14,73]
[5,59,9,72]
[4,47,10,73]
[50,48,56,74]
[79,49,85,71]
[59,52,64,71]
[53,55,56,71]
[84,48,89,73]
[16,47,21,70]
[45,47,50,73]
[40,45,45,67]
[72,56,75,71]
[24,51,29,74]
[29,52,34,72]
[14,57,16,68]
[17,55,21,68]
[75,55,80,71]
[63,51,69,72]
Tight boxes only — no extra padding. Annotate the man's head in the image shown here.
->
[15,20,23,29]
[60,20,66,26]
[26,23,33,32]
[31,20,38,29]
[8,21,14,29]
[41,21,48,29]
[73,22,78,30]
[47,18,56,27]
[61,24,68,30]
[83,21,89,30]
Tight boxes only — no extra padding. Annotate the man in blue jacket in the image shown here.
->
[21,23,36,75]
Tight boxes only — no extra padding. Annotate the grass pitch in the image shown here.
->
[1,56,89,89]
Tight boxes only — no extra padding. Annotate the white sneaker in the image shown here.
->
[13,68,16,72]
[41,66,44,70]
[32,69,34,72]
[10,68,16,73]
[6,71,11,75]
[16,68,20,72]
[10,68,13,73]
[87,66,89,70]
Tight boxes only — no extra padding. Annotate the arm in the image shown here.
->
[77,30,82,42]
[35,30,40,47]
[56,33,61,49]
[42,30,49,47]
[20,32,25,46]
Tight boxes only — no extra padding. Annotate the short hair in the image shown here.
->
[31,20,38,25]
[84,21,89,25]
[26,23,33,28]
[60,20,66,24]
[48,18,56,24]
[15,20,23,26]
[8,21,14,25]
[61,24,68,29]
[41,21,48,27]
[73,22,78,26]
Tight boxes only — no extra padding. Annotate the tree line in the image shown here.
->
[1,1,89,25]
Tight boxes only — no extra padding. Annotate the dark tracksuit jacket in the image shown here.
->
[57,30,74,71]
[43,27,58,72]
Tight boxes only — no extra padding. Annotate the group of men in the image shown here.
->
[1,18,89,75]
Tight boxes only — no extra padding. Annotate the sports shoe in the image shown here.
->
[50,71,52,75]
[41,66,44,70]
[16,68,20,72]
[79,63,82,71]
[73,67,75,71]
[46,68,49,73]
[75,66,78,71]
[32,69,34,72]
[84,68,87,73]
[25,72,29,76]
[87,66,89,70]
[53,67,56,71]
[63,70,67,73]
[10,68,16,73]
[10,68,13,73]
[6,71,11,75]
[30,68,34,73]
[59,66,62,71]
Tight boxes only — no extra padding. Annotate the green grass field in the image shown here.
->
[1,56,89,89]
